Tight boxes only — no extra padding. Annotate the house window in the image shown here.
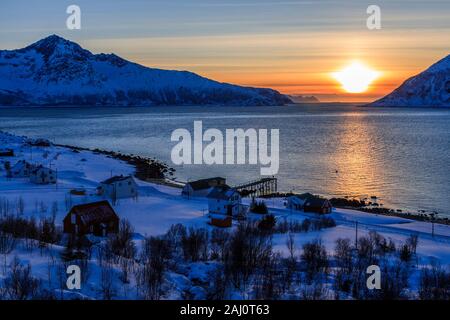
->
[71,214,76,224]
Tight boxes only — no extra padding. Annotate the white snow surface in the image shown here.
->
[0,131,449,299]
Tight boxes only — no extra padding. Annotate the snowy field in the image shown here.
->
[0,131,449,299]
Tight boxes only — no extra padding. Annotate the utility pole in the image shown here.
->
[430,212,438,238]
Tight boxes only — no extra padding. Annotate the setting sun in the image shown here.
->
[332,61,380,93]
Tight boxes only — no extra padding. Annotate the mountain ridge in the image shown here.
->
[368,54,450,107]
[0,35,292,107]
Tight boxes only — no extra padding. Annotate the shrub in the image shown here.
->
[419,260,450,300]
[251,201,269,214]
[107,219,136,260]
[3,257,40,300]
[181,227,209,262]
[399,244,412,262]
[258,214,276,232]
[224,222,273,288]
[301,239,329,282]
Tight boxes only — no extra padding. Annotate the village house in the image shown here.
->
[303,197,333,214]
[9,160,35,178]
[286,195,306,211]
[182,177,227,198]
[0,148,14,157]
[25,138,51,147]
[97,175,138,199]
[207,186,245,217]
[63,201,120,237]
[29,165,57,184]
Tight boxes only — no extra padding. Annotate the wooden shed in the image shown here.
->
[63,201,120,237]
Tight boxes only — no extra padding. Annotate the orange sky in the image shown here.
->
[83,30,448,102]
[2,0,448,102]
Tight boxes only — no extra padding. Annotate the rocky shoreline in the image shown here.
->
[261,192,449,226]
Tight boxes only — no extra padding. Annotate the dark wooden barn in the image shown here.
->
[63,201,120,237]
[303,198,333,214]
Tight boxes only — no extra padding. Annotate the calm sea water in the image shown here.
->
[0,104,449,216]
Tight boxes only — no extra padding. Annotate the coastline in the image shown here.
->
[1,130,447,226]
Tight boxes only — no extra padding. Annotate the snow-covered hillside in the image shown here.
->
[369,55,450,107]
[0,131,449,300]
[0,35,291,107]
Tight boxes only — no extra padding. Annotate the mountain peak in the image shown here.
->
[368,54,450,107]
[0,35,292,106]
[426,54,450,73]
[24,34,91,60]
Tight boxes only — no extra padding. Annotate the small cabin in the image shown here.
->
[209,215,232,228]
[9,160,34,178]
[25,138,51,147]
[63,201,119,237]
[29,165,57,184]
[303,198,333,214]
[182,177,227,198]
[70,187,87,196]
[98,175,138,199]
[0,148,14,157]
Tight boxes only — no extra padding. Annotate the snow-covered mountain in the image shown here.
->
[0,35,292,106]
[368,55,450,107]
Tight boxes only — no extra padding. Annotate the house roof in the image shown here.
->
[30,165,54,174]
[66,201,118,225]
[288,196,305,205]
[296,192,316,200]
[13,160,31,168]
[101,175,133,185]
[304,197,331,208]
[207,186,238,200]
[0,148,14,154]
[186,177,226,191]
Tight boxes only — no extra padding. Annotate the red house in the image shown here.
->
[303,198,333,214]
[63,201,120,237]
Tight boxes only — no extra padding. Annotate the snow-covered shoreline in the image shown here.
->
[0,130,449,300]
[1,130,449,247]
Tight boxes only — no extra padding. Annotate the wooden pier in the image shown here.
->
[233,177,277,197]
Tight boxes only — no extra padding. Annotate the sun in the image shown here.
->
[332,61,380,93]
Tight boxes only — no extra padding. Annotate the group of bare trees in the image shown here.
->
[0,205,448,300]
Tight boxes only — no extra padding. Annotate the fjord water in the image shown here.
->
[0,104,449,216]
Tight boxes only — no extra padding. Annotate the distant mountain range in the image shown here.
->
[288,95,320,103]
[0,35,292,107]
[368,55,450,107]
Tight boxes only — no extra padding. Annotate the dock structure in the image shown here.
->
[233,177,277,197]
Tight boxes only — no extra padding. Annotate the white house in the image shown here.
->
[29,165,57,184]
[207,186,244,217]
[182,177,227,198]
[98,175,138,199]
[286,196,306,211]
[9,160,35,178]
